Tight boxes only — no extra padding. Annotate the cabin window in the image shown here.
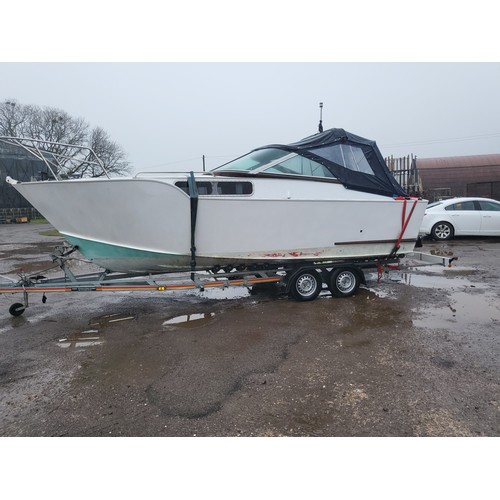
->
[175,181,213,195]
[212,148,290,172]
[217,182,253,195]
[311,144,375,176]
[264,155,335,178]
[175,181,253,196]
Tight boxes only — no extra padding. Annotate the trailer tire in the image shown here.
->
[288,269,322,301]
[328,268,361,298]
[9,303,26,317]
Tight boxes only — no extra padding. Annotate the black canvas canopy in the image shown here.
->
[257,128,407,198]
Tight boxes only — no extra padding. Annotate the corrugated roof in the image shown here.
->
[417,154,500,169]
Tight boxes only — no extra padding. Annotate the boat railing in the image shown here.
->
[0,136,110,181]
[134,171,208,178]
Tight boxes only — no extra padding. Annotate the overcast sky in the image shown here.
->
[2,62,499,174]
[1,2,499,177]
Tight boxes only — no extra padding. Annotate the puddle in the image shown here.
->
[429,249,455,257]
[386,271,485,290]
[413,291,500,329]
[186,287,251,300]
[58,329,104,348]
[0,317,26,334]
[58,312,136,347]
[163,312,215,329]
[364,286,394,299]
[0,275,17,285]
[89,313,136,327]
[365,269,485,299]
[401,273,478,289]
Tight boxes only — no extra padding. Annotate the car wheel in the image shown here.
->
[431,221,454,240]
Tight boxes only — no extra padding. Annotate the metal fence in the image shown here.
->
[385,154,422,196]
[0,206,44,224]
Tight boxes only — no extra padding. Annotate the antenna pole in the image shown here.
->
[318,102,324,133]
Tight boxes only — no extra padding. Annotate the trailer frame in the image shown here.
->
[0,244,457,317]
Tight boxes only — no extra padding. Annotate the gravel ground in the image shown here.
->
[1,223,498,439]
[1,222,497,497]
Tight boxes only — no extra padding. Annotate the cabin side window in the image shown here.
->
[175,181,253,196]
[217,182,253,195]
[175,181,213,195]
[310,144,375,176]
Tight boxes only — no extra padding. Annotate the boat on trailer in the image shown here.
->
[2,128,427,276]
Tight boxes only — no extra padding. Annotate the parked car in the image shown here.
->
[419,197,500,240]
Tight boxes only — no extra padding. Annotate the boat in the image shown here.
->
[3,128,427,274]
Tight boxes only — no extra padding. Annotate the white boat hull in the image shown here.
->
[7,175,427,273]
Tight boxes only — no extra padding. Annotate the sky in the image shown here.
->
[2,62,499,174]
[1,1,499,176]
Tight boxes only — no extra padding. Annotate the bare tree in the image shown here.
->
[76,127,131,177]
[0,99,130,177]
[0,100,30,136]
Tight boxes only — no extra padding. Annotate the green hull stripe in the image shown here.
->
[64,235,169,260]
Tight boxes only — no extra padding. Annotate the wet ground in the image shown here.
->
[0,223,499,436]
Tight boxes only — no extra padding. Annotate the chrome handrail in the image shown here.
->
[0,136,109,180]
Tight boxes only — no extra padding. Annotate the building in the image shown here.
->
[416,154,500,202]
[387,153,500,202]
[0,143,50,221]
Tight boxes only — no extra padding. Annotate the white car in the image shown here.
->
[419,197,500,240]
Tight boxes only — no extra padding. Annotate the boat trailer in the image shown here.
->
[0,245,457,317]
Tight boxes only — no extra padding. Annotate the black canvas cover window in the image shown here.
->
[259,128,408,197]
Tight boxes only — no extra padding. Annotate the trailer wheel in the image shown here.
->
[328,268,360,298]
[9,303,26,317]
[288,269,322,301]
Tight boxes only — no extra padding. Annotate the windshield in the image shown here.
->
[212,148,290,172]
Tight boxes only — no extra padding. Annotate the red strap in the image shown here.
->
[391,198,419,255]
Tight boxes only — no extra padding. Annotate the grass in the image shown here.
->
[27,218,61,237]
[39,229,62,237]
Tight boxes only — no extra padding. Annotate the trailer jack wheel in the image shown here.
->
[9,303,26,317]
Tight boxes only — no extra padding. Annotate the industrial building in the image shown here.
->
[0,143,49,222]
[387,153,500,202]
[417,154,500,201]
